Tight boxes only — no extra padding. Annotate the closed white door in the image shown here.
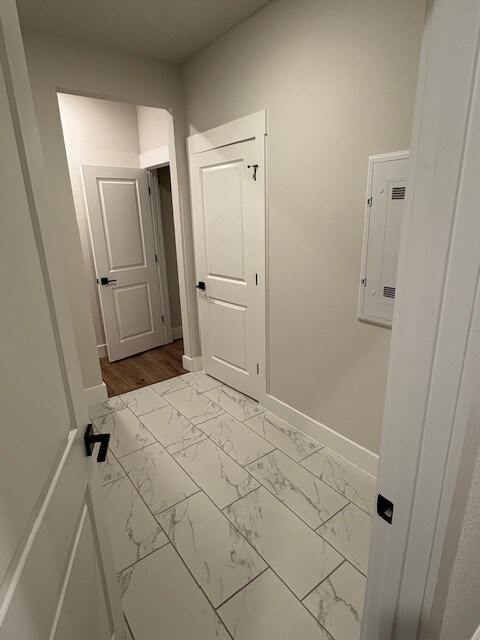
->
[189,137,265,399]
[0,3,124,639]
[82,165,166,361]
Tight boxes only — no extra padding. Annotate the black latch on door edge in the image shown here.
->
[377,494,394,524]
[196,281,206,291]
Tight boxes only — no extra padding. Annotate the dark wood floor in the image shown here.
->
[100,339,187,397]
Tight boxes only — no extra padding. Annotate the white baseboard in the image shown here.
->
[85,382,108,406]
[182,355,203,372]
[97,343,107,358]
[172,326,183,340]
[262,393,378,477]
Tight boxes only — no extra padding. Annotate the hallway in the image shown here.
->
[90,371,375,640]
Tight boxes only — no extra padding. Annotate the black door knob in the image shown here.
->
[196,281,206,291]
[100,277,117,285]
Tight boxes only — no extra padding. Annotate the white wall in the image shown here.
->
[439,451,480,640]
[136,105,170,153]
[183,0,426,454]
[57,94,141,351]
[22,28,200,390]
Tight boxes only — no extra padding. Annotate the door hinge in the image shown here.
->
[247,164,259,181]
[161,315,165,323]
[148,186,151,195]
[361,277,367,287]
[255,273,258,286]
[155,253,158,262]
[367,196,372,207]
[256,363,259,374]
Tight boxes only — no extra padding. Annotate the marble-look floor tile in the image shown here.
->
[224,487,343,598]
[151,376,188,396]
[101,476,168,572]
[244,412,322,462]
[200,413,275,466]
[158,492,266,607]
[93,408,156,458]
[120,386,169,416]
[303,561,366,640]
[317,503,372,575]
[165,386,223,425]
[140,405,207,453]
[246,450,348,528]
[122,443,199,515]
[95,450,125,486]
[204,385,263,422]
[89,396,126,420]
[180,371,223,393]
[118,545,230,640]
[218,569,331,640]
[173,439,260,509]
[301,448,376,515]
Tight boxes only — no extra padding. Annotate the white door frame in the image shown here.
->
[187,110,267,390]
[362,0,480,638]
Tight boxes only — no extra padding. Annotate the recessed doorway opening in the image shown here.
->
[57,93,186,396]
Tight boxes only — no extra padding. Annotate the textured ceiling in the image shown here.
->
[17,0,272,63]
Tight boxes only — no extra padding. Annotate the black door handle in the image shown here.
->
[99,277,117,285]
[196,281,206,291]
[84,424,110,462]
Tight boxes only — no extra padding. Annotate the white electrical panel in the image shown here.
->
[358,151,409,327]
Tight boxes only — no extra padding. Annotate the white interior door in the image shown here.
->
[82,165,166,361]
[189,136,265,399]
[0,4,124,638]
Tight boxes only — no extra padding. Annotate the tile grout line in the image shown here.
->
[103,385,369,632]
[241,472,350,535]
[156,498,267,617]
[300,559,348,602]
[219,491,344,634]
[314,501,370,577]
[115,540,172,576]
[160,533,235,639]
[214,566,270,611]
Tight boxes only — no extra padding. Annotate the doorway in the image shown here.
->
[57,93,186,394]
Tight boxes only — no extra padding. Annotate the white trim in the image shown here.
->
[361,1,480,638]
[472,624,480,640]
[357,150,410,328]
[139,145,169,169]
[172,326,183,340]
[85,382,108,406]
[263,394,378,477]
[97,343,107,358]
[187,110,267,155]
[0,430,77,625]
[48,505,88,639]
[182,354,203,372]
